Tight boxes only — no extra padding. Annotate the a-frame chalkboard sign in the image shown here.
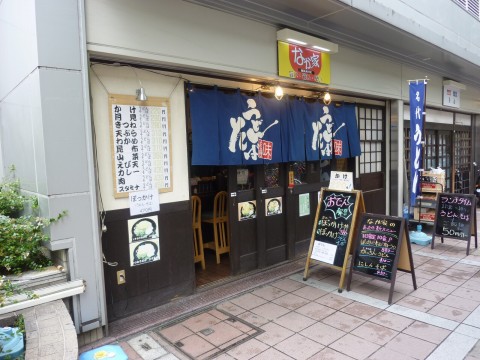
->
[432,193,478,255]
[346,213,417,304]
[303,188,365,291]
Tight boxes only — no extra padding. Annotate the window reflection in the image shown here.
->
[293,162,307,184]
[264,164,280,188]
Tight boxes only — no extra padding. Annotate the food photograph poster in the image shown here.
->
[238,201,257,221]
[265,197,282,216]
[127,216,160,266]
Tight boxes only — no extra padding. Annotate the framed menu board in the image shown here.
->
[109,94,173,198]
[432,193,478,255]
[303,189,365,291]
[347,213,417,304]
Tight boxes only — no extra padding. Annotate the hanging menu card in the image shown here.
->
[109,95,172,198]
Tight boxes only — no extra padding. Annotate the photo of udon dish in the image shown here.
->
[238,201,256,220]
[266,198,282,216]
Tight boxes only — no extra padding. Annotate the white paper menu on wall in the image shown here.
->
[109,94,173,198]
[328,171,354,191]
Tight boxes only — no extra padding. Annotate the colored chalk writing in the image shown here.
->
[347,213,417,304]
[352,215,402,280]
[311,190,357,267]
[434,193,474,241]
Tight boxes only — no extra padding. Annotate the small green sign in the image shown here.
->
[299,193,310,217]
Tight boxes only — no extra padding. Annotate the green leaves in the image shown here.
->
[0,215,53,274]
[0,167,67,275]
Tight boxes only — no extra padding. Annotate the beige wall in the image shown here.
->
[86,0,480,212]
[90,65,190,210]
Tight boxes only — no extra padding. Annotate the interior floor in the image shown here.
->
[195,249,231,287]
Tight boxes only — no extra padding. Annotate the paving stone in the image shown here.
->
[128,333,168,360]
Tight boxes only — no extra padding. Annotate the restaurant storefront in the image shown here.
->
[3,0,480,339]
[86,0,478,323]
[93,60,388,319]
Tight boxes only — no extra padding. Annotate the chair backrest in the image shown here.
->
[213,191,228,219]
[191,195,201,226]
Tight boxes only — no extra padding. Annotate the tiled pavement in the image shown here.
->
[81,213,480,359]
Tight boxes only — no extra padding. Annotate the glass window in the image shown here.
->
[358,105,385,175]
[236,166,254,191]
[264,164,280,188]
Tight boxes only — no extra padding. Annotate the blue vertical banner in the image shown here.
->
[409,81,427,207]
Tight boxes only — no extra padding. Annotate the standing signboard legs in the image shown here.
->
[346,214,417,304]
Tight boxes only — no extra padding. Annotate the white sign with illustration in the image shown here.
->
[238,201,257,221]
[328,171,354,191]
[265,197,282,216]
[127,215,160,266]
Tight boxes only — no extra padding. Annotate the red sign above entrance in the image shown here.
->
[278,41,331,84]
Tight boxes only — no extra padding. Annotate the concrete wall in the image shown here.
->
[0,0,105,333]
[342,0,480,67]
[85,0,480,114]
[85,0,480,221]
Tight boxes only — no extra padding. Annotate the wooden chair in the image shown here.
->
[202,191,230,264]
[191,195,205,270]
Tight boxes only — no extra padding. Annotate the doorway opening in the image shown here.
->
[190,165,231,287]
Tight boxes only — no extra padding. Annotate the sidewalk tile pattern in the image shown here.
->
[80,211,480,360]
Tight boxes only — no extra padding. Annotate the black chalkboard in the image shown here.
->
[304,188,365,291]
[311,189,358,267]
[432,193,478,255]
[434,193,474,241]
[347,213,417,304]
[351,214,402,280]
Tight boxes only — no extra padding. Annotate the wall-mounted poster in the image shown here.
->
[109,94,172,198]
[299,193,310,217]
[265,197,282,216]
[127,215,160,266]
[238,201,257,221]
